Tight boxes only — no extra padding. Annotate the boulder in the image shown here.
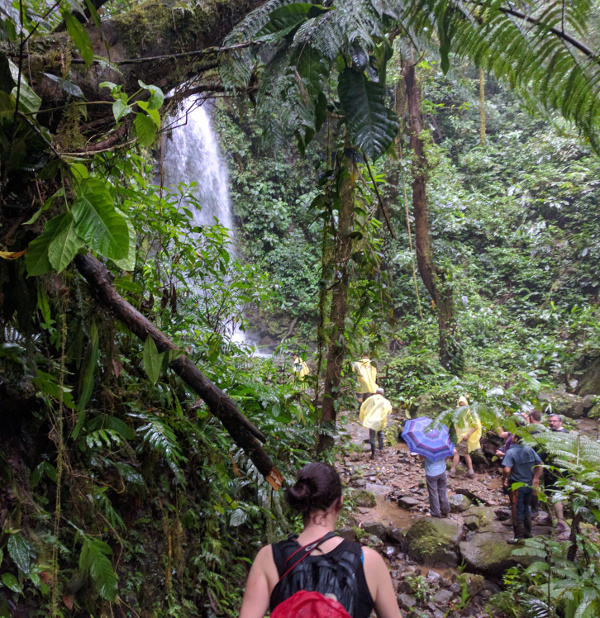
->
[406,517,463,567]
[449,494,471,512]
[398,496,421,510]
[459,530,518,575]
[538,390,593,419]
[363,521,387,540]
[348,488,376,508]
[576,358,600,396]
[338,526,358,541]
[385,526,405,545]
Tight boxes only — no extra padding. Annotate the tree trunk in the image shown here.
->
[403,60,463,373]
[74,252,282,489]
[318,158,356,453]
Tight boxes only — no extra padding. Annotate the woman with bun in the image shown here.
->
[239,463,403,618]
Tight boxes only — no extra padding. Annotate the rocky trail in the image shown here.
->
[333,410,561,618]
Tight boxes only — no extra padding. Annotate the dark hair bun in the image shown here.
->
[285,463,342,516]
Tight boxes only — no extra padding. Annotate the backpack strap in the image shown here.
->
[277,531,339,584]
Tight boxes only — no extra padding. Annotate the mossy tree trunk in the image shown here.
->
[403,59,463,373]
[318,156,356,454]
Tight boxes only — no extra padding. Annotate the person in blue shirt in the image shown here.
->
[502,434,543,543]
[420,455,450,518]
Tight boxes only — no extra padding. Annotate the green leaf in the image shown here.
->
[8,59,41,113]
[79,538,117,602]
[112,98,132,122]
[33,370,75,408]
[72,178,129,260]
[134,112,156,146]
[136,101,160,128]
[138,80,164,110]
[64,12,93,67]
[7,533,31,575]
[111,211,136,271]
[1,572,22,594]
[257,3,331,38]
[47,212,85,273]
[338,68,399,161]
[143,336,162,385]
[25,213,75,276]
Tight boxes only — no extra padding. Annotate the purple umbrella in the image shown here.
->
[401,417,455,459]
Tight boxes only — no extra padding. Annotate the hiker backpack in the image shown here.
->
[269,532,367,618]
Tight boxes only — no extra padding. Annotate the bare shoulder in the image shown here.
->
[362,545,386,567]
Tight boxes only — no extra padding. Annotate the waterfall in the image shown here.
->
[161,99,234,233]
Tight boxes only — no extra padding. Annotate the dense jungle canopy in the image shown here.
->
[2,0,600,615]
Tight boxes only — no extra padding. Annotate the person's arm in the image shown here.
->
[532,463,543,487]
[363,547,404,618]
[503,465,512,490]
[239,545,273,618]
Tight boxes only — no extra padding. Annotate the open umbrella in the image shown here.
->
[401,417,455,459]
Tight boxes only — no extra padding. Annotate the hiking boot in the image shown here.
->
[449,469,456,478]
[370,444,376,459]
[467,470,475,478]
[507,522,525,544]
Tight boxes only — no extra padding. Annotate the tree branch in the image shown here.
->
[73,252,282,490]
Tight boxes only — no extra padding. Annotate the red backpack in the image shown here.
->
[270,532,355,618]
[271,590,352,618]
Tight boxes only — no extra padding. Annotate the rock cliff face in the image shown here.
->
[576,358,600,397]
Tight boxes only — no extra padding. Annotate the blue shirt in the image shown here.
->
[503,444,542,484]
[424,457,447,477]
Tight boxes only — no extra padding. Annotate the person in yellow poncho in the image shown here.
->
[292,356,310,385]
[352,355,377,404]
[449,395,482,478]
[359,388,392,459]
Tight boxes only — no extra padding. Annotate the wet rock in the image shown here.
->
[338,526,357,541]
[398,580,414,594]
[494,507,511,521]
[397,593,417,611]
[385,526,405,545]
[363,522,386,540]
[426,570,441,582]
[433,589,454,605]
[463,515,479,530]
[365,534,383,547]
[576,358,600,396]
[353,478,367,488]
[398,496,421,509]
[538,389,593,419]
[461,573,486,596]
[406,517,463,567]
[459,531,520,575]
[348,488,376,508]
[449,494,471,512]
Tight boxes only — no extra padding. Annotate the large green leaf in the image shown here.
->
[79,537,117,602]
[143,336,162,385]
[338,68,399,160]
[8,59,41,113]
[72,178,128,260]
[257,3,331,38]
[7,533,32,575]
[111,211,136,271]
[47,212,85,272]
[134,112,156,147]
[25,213,79,276]
[64,12,93,67]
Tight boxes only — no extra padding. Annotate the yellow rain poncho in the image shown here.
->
[292,357,309,381]
[352,358,377,394]
[359,394,392,431]
[455,406,482,453]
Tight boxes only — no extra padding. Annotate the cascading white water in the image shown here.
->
[161,99,234,233]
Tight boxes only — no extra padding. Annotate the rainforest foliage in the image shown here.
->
[1,0,600,616]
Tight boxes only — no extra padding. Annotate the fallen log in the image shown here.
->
[74,252,282,490]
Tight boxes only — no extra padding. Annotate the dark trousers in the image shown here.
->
[369,429,384,450]
[510,486,532,522]
[426,472,450,518]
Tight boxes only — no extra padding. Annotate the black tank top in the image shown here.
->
[269,535,375,618]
